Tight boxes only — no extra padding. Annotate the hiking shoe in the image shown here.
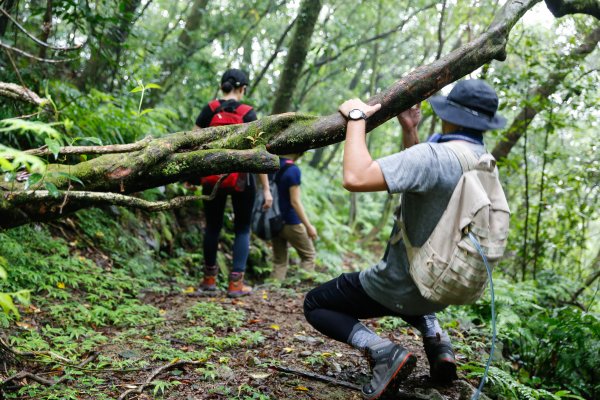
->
[362,340,417,399]
[227,272,252,298]
[423,335,458,384]
[200,265,219,291]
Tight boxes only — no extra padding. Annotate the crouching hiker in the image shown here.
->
[304,80,508,399]
[270,153,318,281]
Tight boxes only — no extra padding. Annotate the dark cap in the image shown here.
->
[428,79,506,131]
[221,69,249,88]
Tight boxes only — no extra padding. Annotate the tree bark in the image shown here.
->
[38,0,53,60]
[2,0,588,229]
[271,0,322,114]
[491,26,600,161]
[544,0,600,18]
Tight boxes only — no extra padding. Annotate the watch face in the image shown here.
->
[349,109,365,120]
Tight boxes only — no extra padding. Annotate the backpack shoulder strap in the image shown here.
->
[235,104,253,118]
[208,100,222,112]
[442,141,480,172]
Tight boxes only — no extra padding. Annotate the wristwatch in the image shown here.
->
[347,108,367,121]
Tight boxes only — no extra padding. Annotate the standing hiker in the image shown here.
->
[269,153,318,281]
[304,79,508,399]
[195,68,273,298]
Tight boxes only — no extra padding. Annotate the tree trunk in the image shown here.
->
[38,0,53,60]
[3,0,593,229]
[78,0,142,89]
[532,117,552,279]
[0,0,16,37]
[491,26,600,161]
[271,0,322,114]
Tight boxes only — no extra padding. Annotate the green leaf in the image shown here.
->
[0,118,62,139]
[44,182,60,197]
[130,86,144,93]
[145,83,162,90]
[0,266,7,280]
[0,293,20,318]
[25,173,44,189]
[11,290,30,306]
[81,137,103,145]
[45,138,62,159]
[55,172,84,187]
[139,108,154,116]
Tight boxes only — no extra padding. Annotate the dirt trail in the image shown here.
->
[128,285,471,400]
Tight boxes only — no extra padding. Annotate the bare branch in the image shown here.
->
[310,2,437,70]
[6,190,220,212]
[0,40,78,63]
[248,16,298,97]
[0,82,47,106]
[21,136,154,157]
[0,6,83,51]
[544,0,600,19]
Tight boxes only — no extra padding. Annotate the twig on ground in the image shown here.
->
[1,352,99,386]
[272,365,362,391]
[117,360,203,400]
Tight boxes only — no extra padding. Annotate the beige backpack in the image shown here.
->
[392,142,510,305]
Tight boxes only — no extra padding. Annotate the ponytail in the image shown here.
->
[221,81,234,93]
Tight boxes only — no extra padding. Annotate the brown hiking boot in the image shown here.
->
[200,265,219,291]
[227,272,252,298]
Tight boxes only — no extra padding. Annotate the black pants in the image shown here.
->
[303,272,426,343]
[202,185,255,272]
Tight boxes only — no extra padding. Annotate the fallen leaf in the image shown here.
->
[282,347,294,353]
[159,309,166,315]
[183,286,195,294]
[270,324,280,331]
[57,282,65,289]
[262,290,268,300]
[16,321,34,329]
[248,319,262,324]
[25,305,41,314]
[294,385,310,391]
[248,372,271,380]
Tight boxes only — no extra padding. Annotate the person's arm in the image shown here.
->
[258,174,273,209]
[338,99,385,192]
[397,103,421,149]
[195,105,214,128]
[289,185,317,240]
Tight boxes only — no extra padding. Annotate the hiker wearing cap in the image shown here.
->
[194,68,273,298]
[303,79,507,399]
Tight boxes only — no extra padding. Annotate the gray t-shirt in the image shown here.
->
[359,141,485,316]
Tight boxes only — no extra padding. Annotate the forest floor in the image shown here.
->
[9,282,479,400]
[1,210,489,400]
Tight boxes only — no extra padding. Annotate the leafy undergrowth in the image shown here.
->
[0,207,596,399]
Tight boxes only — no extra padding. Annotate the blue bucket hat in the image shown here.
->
[428,79,506,131]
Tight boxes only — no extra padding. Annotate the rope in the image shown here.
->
[468,232,497,400]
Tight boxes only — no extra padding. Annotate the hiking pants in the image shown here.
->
[271,224,316,280]
[202,185,255,273]
[304,272,439,343]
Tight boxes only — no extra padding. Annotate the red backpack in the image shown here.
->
[200,100,253,191]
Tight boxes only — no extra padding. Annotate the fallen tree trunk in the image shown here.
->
[1,0,597,229]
